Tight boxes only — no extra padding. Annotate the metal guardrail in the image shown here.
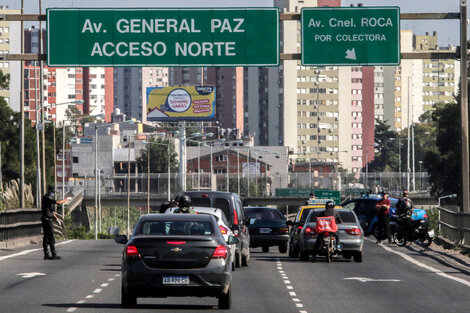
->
[437,206,470,245]
[0,209,42,242]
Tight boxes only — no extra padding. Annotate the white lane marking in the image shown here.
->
[0,240,74,262]
[66,308,77,312]
[277,259,308,313]
[283,280,291,284]
[114,273,121,277]
[16,272,45,279]
[93,288,102,293]
[289,291,297,296]
[286,285,293,290]
[293,298,300,302]
[85,295,94,299]
[296,303,304,308]
[0,248,41,261]
[100,283,109,287]
[279,271,285,273]
[56,240,74,246]
[108,278,115,281]
[381,244,470,288]
[300,311,308,313]
[76,300,85,304]
[344,277,401,283]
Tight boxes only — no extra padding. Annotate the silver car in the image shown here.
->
[298,208,364,262]
[165,206,237,270]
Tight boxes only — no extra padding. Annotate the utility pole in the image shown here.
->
[19,0,25,208]
[40,0,46,195]
[460,0,469,213]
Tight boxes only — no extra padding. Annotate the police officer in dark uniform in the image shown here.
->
[41,185,68,260]
[174,195,195,214]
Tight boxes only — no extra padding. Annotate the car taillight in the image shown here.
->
[219,225,228,235]
[304,227,315,235]
[167,241,187,245]
[126,245,140,258]
[423,213,428,219]
[212,245,228,259]
[297,226,303,230]
[279,227,289,234]
[233,209,239,225]
[345,227,362,235]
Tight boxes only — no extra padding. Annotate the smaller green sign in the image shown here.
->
[301,7,400,66]
[275,189,340,204]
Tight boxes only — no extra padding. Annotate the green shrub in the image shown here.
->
[426,207,440,235]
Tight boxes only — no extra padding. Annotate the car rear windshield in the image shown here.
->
[191,198,211,207]
[299,208,313,223]
[245,208,284,221]
[306,210,356,223]
[140,221,213,236]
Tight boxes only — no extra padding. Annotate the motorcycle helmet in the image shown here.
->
[179,195,191,208]
[325,200,335,210]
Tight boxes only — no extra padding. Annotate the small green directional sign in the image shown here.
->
[301,7,400,66]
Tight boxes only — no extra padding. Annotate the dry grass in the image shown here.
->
[0,179,35,210]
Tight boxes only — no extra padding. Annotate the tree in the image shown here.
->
[136,137,179,173]
[424,101,461,199]
[0,70,37,192]
[367,119,399,172]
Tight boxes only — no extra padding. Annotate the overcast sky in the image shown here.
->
[2,0,464,46]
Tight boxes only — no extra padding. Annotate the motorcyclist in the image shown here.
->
[312,200,343,261]
[396,190,414,244]
[174,195,196,214]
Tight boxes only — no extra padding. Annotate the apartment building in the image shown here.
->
[0,6,21,112]
[114,67,168,122]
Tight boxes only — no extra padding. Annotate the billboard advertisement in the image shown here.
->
[146,86,216,121]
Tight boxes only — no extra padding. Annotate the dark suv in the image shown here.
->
[184,191,250,267]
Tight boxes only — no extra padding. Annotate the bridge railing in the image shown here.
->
[437,205,470,246]
[0,208,42,243]
[64,172,430,199]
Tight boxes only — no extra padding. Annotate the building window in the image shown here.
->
[73,156,79,163]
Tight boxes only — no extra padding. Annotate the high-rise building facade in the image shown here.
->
[114,67,168,122]
[0,6,21,112]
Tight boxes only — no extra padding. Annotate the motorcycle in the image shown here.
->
[317,231,338,263]
[393,216,434,247]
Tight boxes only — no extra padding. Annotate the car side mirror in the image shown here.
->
[227,235,239,245]
[114,234,128,244]
[286,220,293,226]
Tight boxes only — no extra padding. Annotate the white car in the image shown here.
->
[165,206,237,270]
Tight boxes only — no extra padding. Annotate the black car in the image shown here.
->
[115,214,238,309]
[244,207,289,253]
[184,191,250,267]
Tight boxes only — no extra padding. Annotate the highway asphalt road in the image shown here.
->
[1,239,470,313]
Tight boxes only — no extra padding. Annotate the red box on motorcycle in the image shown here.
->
[315,216,338,233]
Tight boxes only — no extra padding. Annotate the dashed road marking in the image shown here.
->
[67,275,117,312]
[276,258,308,313]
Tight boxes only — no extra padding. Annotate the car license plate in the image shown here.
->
[259,228,272,234]
[162,275,190,285]
[428,229,435,238]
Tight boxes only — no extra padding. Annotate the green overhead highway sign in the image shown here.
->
[47,8,279,67]
[301,7,400,66]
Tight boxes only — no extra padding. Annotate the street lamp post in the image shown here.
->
[226,147,229,192]
[237,148,240,195]
[419,160,423,191]
[364,144,377,189]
